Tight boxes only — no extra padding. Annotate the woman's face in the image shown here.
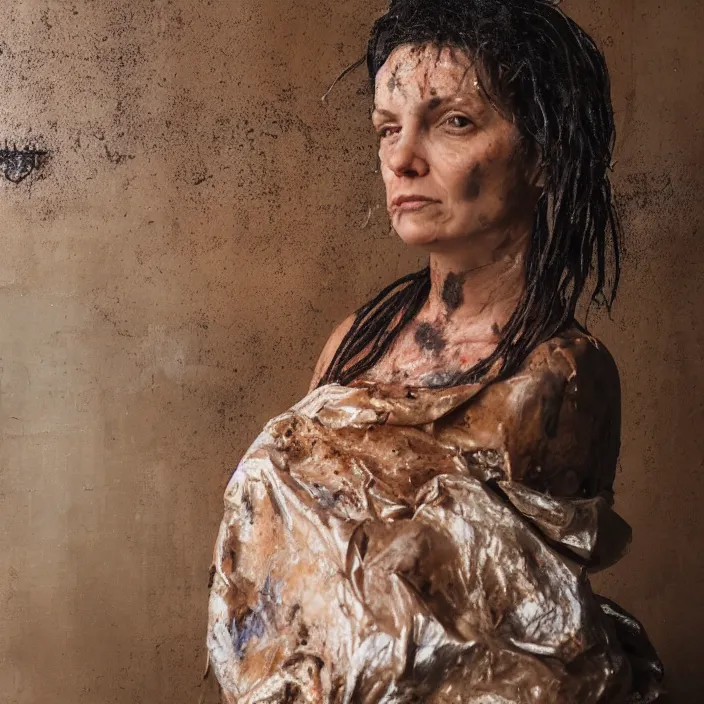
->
[373,44,541,256]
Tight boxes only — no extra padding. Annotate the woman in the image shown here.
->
[207,1,663,701]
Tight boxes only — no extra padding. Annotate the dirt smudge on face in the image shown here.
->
[465,163,482,200]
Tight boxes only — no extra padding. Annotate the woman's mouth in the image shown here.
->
[391,195,439,211]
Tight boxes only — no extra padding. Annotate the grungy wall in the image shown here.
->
[0,1,701,702]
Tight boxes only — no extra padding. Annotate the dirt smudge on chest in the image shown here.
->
[414,322,447,355]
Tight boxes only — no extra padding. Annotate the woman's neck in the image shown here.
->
[424,232,528,336]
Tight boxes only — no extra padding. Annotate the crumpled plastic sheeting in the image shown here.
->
[207,335,663,703]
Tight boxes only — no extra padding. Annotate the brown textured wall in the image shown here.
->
[569,3,704,703]
[0,1,700,702]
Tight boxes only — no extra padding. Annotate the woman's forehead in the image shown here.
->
[375,44,480,103]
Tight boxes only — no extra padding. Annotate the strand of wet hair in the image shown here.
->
[320,268,430,385]
[321,268,428,384]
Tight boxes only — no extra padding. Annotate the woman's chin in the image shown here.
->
[393,225,454,251]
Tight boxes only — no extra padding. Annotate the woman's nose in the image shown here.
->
[385,133,429,178]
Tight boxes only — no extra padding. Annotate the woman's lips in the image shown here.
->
[391,196,439,212]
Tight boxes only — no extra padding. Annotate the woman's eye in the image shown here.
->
[377,126,399,139]
[445,115,473,129]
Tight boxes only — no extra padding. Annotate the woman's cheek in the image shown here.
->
[462,163,484,201]
[380,159,395,195]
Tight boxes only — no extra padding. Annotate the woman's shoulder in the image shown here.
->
[508,324,622,449]
[519,325,620,394]
[447,324,621,494]
[505,325,621,493]
[309,313,356,392]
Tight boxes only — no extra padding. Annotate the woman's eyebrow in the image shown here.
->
[426,93,482,110]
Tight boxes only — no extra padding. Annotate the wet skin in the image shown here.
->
[363,44,542,386]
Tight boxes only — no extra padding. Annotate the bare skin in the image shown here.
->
[311,44,543,390]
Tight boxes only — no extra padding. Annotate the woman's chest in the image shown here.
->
[362,322,498,387]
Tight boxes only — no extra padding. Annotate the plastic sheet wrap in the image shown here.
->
[207,332,663,703]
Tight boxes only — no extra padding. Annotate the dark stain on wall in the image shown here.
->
[0,143,47,183]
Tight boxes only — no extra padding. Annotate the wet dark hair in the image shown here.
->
[319,0,620,387]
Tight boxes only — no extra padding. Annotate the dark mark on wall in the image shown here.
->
[104,144,135,165]
[0,143,48,183]
[193,172,213,186]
